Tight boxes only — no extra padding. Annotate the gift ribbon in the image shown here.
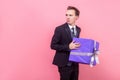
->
[90,41,100,67]
[90,50,100,67]
[70,41,100,67]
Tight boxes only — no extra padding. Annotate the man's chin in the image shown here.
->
[67,22,71,25]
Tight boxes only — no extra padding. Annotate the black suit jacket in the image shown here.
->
[51,23,81,67]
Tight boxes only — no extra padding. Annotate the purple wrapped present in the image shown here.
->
[69,38,100,67]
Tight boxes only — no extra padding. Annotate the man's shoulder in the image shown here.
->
[76,25,81,31]
[57,23,67,28]
[55,23,68,30]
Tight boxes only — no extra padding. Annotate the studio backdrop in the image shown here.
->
[0,0,120,80]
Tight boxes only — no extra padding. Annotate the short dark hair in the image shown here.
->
[67,6,80,16]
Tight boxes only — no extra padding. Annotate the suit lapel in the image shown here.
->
[64,23,72,40]
[76,26,80,37]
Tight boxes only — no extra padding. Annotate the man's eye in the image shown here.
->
[66,14,73,16]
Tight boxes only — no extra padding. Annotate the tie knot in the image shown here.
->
[71,28,75,34]
[71,27,77,38]
[71,28,74,31]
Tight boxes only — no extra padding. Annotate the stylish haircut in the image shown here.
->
[67,6,80,16]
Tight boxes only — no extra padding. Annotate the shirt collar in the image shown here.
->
[68,24,76,29]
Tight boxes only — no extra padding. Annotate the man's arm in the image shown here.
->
[50,27,70,51]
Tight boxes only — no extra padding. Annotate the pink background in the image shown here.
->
[0,0,120,80]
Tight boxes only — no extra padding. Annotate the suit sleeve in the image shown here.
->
[50,27,70,51]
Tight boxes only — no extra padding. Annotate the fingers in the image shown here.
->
[74,44,80,48]
[69,41,81,50]
[74,43,80,45]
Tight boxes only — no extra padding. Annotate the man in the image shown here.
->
[50,6,81,80]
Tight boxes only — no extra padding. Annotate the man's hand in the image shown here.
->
[69,41,80,50]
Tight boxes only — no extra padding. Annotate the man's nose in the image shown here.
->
[66,16,70,19]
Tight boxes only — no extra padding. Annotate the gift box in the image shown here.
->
[69,38,100,67]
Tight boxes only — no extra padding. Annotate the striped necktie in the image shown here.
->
[71,27,76,37]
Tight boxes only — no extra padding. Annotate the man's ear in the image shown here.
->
[76,16,79,20]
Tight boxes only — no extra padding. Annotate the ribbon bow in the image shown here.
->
[90,41,100,67]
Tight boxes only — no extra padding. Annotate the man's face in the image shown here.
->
[66,9,79,25]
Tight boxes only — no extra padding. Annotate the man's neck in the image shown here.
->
[68,23,76,27]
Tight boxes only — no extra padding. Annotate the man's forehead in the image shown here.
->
[66,9,75,14]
